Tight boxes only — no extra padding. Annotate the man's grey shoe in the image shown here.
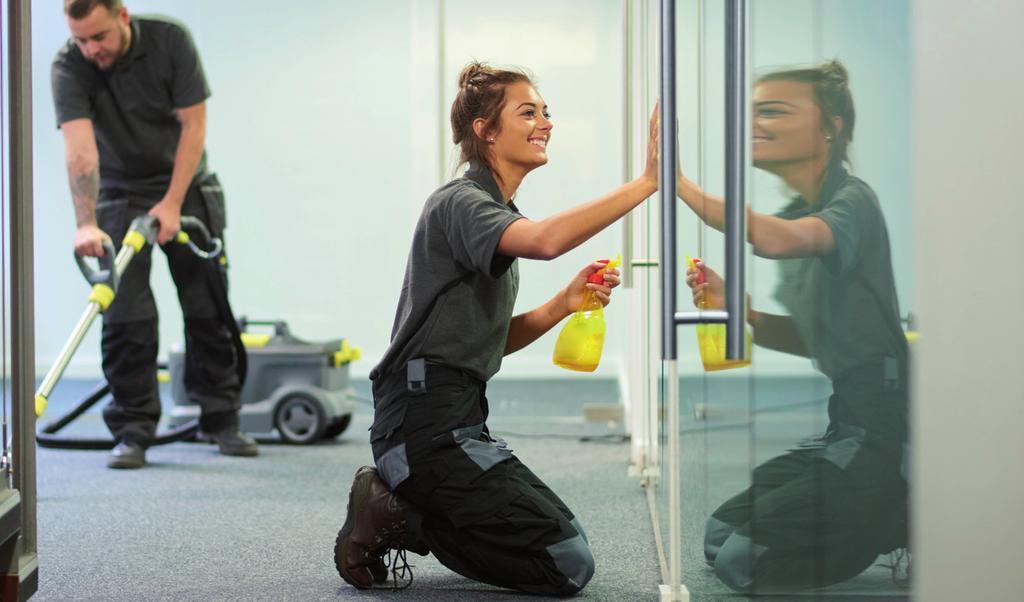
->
[206,427,260,457]
[107,441,146,469]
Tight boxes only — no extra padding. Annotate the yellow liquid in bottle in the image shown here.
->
[553,291,606,372]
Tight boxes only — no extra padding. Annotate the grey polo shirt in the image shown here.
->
[371,162,525,383]
[773,166,908,381]
[51,15,210,200]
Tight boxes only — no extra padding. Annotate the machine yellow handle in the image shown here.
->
[123,229,147,253]
[332,340,362,367]
[240,333,272,348]
[35,394,48,418]
[88,283,116,312]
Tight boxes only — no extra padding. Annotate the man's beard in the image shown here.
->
[93,26,129,70]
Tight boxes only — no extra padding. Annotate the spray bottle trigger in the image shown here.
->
[587,259,612,284]
[687,256,706,285]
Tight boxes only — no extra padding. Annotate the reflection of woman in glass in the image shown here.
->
[680,60,909,592]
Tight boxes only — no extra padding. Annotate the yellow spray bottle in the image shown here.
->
[552,255,621,372]
[686,255,752,371]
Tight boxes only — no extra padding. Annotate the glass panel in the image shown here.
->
[625,0,668,587]
[749,0,912,595]
[674,1,760,596]
[668,0,914,598]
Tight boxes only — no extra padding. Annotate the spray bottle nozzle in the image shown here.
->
[586,255,622,284]
[686,255,706,285]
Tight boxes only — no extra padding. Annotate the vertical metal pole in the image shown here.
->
[10,0,36,548]
[9,0,36,557]
[437,0,446,183]
[660,0,677,363]
[659,1,684,597]
[5,4,40,597]
[667,360,681,594]
[724,0,748,359]
[622,0,635,289]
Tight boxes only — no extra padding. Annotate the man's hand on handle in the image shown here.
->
[73,224,112,257]
[148,198,182,245]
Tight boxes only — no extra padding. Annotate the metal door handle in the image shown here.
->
[661,0,747,361]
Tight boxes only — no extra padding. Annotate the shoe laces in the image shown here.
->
[877,547,912,588]
[372,546,413,591]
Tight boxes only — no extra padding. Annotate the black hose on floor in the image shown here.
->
[35,375,199,450]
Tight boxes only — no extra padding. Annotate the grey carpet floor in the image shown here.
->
[29,376,912,601]
[32,378,658,602]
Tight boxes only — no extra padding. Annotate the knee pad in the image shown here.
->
[703,516,735,563]
[547,534,595,595]
[714,533,767,593]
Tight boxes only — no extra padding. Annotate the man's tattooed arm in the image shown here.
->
[69,168,100,227]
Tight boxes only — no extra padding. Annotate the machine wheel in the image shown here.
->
[322,414,352,440]
[274,394,327,444]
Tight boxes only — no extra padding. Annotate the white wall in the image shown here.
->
[32,0,625,381]
[913,1,1024,599]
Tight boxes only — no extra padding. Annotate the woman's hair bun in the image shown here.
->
[821,59,849,88]
[458,61,492,91]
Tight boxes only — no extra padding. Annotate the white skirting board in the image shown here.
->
[659,583,690,601]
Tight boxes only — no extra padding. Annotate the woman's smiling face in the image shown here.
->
[752,80,832,170]
[489,82,553,172]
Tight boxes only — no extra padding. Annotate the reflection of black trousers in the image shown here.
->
[704,368,909,593]
[370,364,595,596]
[96,178,240,446]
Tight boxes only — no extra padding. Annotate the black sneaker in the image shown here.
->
[205,427,260,457]
[107,441,146,469]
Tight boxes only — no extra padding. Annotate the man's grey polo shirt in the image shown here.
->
[371,162,525,383]
[52,15,210,200]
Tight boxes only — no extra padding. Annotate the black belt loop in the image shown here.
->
[407,358,427,395]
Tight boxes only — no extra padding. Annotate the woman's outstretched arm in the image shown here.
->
[747,311,810,356]
[496,106,660,261]
[687,261,808,356]
[677,176,836,260]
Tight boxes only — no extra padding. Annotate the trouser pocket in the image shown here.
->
[197,173,227,237]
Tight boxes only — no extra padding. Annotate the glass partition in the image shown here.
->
[634,0,915,598]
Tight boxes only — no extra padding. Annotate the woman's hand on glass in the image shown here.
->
[674,124,695,200]
[641,101,660,189]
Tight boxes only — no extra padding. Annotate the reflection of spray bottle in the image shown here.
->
[686,255,752,371]
[552,255,621,372]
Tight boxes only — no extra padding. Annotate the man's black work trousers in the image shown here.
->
[96,177,240,446]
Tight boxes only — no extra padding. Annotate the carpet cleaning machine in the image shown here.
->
[35,215,360,449]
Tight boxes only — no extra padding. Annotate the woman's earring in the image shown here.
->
[825,135,833,142]
[487,137,495,143]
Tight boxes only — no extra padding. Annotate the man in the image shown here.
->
[52,0,258,469]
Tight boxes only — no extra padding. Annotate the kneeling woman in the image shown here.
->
[335,62,659,595]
